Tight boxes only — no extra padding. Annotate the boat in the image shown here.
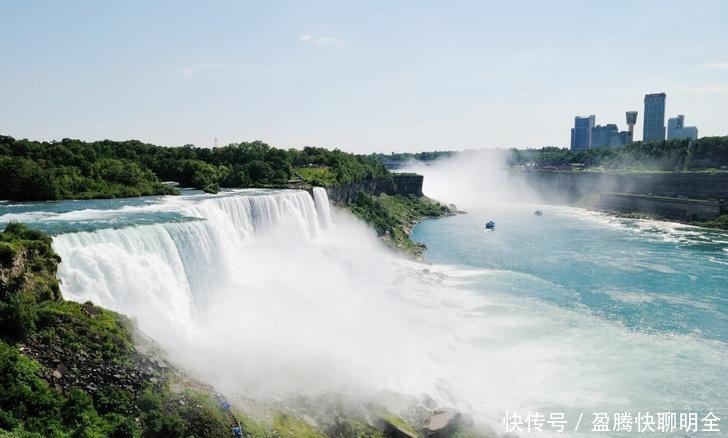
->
[485,221,495,229]
[534,210,543,216]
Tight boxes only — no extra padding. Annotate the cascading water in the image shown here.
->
[51,189,448,404]
[312,187,333,229]
[52,190,323,339]
[4,186,726,435]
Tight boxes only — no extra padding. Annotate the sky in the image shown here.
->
[1,0,727,153]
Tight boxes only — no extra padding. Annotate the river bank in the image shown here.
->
[576,193,728,230]
[510,169,728,230]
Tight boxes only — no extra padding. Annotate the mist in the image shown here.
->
[50,189,601,425]
[50,188,725,436]
[52,191,471,409]
[399,150,542,210]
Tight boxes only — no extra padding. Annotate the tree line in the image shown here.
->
[0,136,389,201]
[376,136,728,171]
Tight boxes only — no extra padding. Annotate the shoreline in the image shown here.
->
[597,209,728,231]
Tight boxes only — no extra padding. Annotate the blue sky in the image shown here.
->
[1,0,726,152]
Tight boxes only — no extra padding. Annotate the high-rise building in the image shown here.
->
[591,124,618,148]
[625,111,638,143]
[591,124,631,148]
[643,93,666,142]
[667,115,698,140]
[668,115,684,138]
[570,115,595,151]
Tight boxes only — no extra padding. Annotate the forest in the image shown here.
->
[0,136,389,201]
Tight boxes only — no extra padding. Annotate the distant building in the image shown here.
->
[667,115,698,140]
[643,93,666,142]
[591,124,618,148]
[614,130,631,146]
[625,111,638,143]
[570,115,595,151]
[591,124,631,148]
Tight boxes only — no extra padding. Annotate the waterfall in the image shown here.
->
[48,188,451,404]
[52,190,325,335]
[312,187,332,229]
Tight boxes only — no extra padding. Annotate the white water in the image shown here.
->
[53,190,446,401]
[54,191,319,332]
[312,187,333,229]
[50,188,727,435]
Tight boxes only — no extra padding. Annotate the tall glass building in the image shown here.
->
[667,115,699,140]
[643,93,666,142]
[570,115,595,151]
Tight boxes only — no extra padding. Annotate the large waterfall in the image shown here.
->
[6,186,725,431]
[48,188,472,407]
[50,188,445,400]
[53,190,330,334]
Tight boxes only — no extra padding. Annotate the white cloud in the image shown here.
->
[178,63,224,78]
[700,62,728,71]
[299,34,343,47]
[679,84,728,94]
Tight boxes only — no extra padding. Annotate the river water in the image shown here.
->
[1,189,726,436]
[412,203,728,435]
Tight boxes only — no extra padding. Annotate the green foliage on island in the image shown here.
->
[0,136,389,201]
[294,166,338,187]
[349,193,452,256]
[0,223,230,437]
[0,153,178,201]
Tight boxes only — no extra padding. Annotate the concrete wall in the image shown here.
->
[598,193,723,221]
[511,171,728,204]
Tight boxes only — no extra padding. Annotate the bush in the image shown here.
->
[202,183,220,194]
[0,243,16,266]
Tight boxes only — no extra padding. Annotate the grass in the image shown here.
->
[237,412,326,438]
[380,413,419,437]
[33,300,135,361]
[294,166,337,187]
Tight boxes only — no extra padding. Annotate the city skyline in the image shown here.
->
[569,91,705,151]
[1,1,727,153]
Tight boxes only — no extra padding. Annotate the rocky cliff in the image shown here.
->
[324,173,424,204]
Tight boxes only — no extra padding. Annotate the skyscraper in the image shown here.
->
[570,115,595,151]
[643,93,666,142]
[667,115,698,140]
[625,111,638,143]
